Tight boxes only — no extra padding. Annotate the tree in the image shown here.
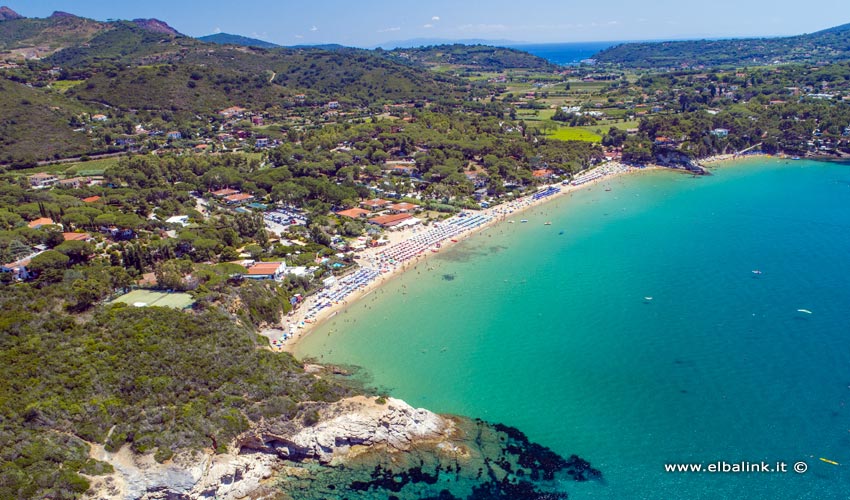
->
[28,250,69,282]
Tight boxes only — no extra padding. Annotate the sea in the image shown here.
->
[508,42,618,65]
[296,158,850,499]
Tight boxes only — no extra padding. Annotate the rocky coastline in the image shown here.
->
[82,396,601,500]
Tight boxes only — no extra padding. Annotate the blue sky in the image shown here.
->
[10,0,850,47]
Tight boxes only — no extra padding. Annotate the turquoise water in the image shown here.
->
[296,159,850,499]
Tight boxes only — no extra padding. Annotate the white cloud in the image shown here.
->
[294,34,304,39]
[432,16,440,21]
[377,27,401,33]
[310,26,318,32]
[213,27,222,34]
[423,23,434,29]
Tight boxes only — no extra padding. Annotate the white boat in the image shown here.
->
[644,296,653,301]
[751,270,762,275]
[520,219,528,223]
[797,309,812,314]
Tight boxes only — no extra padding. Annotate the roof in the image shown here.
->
[82,196,101,203]
[29,172,56,179]
[532,169,554,177]
[388,202,418,211]
[211,188,239,197]
[27,217,55,228]
[361,198,391,208]
[63,232,91,241]
[369,213,412,227]
[246,262,284,275]
[223,193,254,203]
[337,208,371,218]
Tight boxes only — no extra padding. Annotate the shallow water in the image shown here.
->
[297,159,850,498]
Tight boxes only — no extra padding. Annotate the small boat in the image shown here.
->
[508,220,514,224]
[792,156,801,160]
[544,222,552,226]
[797,309,813,314]
[451,239,458,243]
[751,270,762,275]
[431,249,438,253]
[644,296,653,301]
[819,458,839,465]
[520,219,528,223]
[605,188,612,192]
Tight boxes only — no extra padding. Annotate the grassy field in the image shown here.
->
[111,290,195,309]
[547,128,602,142]
[10,156,122,177]
[49,80,84,93]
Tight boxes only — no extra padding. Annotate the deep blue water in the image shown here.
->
[299,159,850,498]
[509,41,618,65]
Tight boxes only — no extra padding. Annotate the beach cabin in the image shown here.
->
[211,188,240,198]
[387,202,419,214]
[243,262,287,281]
[337,208,371,219]
[360,198,392,211]
[165,215,190,227]
[368,213,413,229]
[223,193,254,205]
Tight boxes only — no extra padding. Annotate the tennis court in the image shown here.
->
[111,290,195,309]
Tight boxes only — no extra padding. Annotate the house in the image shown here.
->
[360,198,392,211]
[165,215,190,226]
[211,188,240,198]
[532,169,554,179]
[368,213,413,228]
[194,144,209,152]
[1,251,44,280]
[57,177,90,189]
[711,128,729,138]
[28,172,59,188]
[166,131,182,140]
[255,137,269,148]
[336,208,371,219]
[243,261,287,281]
[223,193,254,205]
[91,114,108,122]
[251,116,264,126]
[27,217,55,229]
[62,232,92,242]
[219,106,247,119]
[327,101,340,109]
[82,195,101,203]
[387,202,419,214]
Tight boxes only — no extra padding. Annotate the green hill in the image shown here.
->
[386,44,558,71]
[198,32,279,49]
[68,46,458,112]
[0,11,106,58]
[0,78,93,164]
[595,22,850,68]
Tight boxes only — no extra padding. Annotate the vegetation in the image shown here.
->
[0,283,351,498]
[198,32,280,49]
[595,23,850,68]
[385,44,558,71]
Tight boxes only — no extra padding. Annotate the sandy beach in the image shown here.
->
[275,162,658,352]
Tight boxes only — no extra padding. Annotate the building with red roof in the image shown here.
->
[337,208,371,219]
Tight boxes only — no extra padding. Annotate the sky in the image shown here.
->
[9,0,850,47]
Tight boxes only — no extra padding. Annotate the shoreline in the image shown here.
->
[277,162,660,353]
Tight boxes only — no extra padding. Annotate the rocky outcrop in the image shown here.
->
[240,396,451,464]
[84,396,601,499]
[656,150,710,175]
[132,18,181,36]
[0,6,23,21]
[84,397,455,500]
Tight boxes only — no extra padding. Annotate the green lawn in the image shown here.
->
[49,80,84,93]
[547,127,602,142]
